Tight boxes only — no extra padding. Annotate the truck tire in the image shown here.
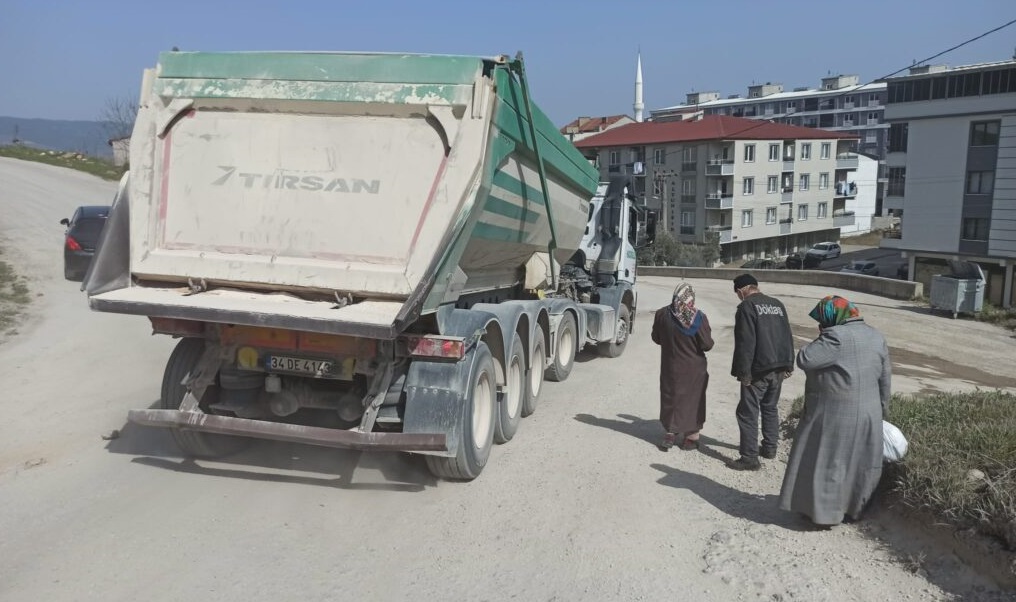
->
[598,304,631,358]
[425,341,497,480]
[545,312,576,383]
[161,338,249,458]
[521,329,544,417]
[494,333,525,444]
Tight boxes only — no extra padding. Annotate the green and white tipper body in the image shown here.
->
[86,51,655,480]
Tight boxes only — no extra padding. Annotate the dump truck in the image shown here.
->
[85,50,656,480]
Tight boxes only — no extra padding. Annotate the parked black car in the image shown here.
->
[785,252,822,269]
[740,258,781,270]
[61,205,110,281]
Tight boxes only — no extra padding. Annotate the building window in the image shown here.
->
[887,167,906,196]
[743,144,755,162]
[768,144,780,161]
[819,173,829,189]
[961,217,989,241]
[653,180,663,197]
[817,202,828,218]
[799,174,810,190]
[970,121,1001,146]
[742,210,753,227]
[680,211,695,235]
[654,148,666,165]
[867,112,879,124]
[797,204,808,221]
[800,143,811,160]
[888,123,909,152]
[767,176,778,193]
[609,150,619,165]
[682,146,698,170]
[766,207,777,224]
[682,178,697,195]
[743,177,754,195]
[865,131,877,143]
[966,171,995,195]
[820,143,831,159]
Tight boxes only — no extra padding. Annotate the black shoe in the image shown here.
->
[727,456,761,471]
[760,447,777,459]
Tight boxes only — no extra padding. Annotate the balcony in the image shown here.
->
[704,225,732,244]
[782,160,796,172]
[779,219,792,235]
[834,182,857,198]
[832,211,855,227]
[880,228,902,249]
[836,152,859,169]
[705,159,734,176]
[780,189,794,204]
[704,193,734,209]
[681,161,697,173]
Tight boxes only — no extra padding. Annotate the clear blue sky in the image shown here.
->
[1,0,1013,126]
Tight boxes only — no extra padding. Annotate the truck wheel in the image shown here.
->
[521,329,545,417]
[598,304,631,358]
[494,333,525,444]
[161,338,249,458]
[545,312,576,383]
[425,341,497,480]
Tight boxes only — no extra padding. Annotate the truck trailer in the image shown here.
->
[85,50,656,480]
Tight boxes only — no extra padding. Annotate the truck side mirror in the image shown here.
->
[60,218,70,226]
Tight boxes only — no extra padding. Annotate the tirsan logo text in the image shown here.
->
[211,166,380,194]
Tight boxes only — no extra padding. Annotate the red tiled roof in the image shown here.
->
[573,115,856,148]
[560,114,631,134]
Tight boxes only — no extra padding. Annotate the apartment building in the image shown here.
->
[574,115,859,263]
[880,59,1016,308]
[651,75,886,215]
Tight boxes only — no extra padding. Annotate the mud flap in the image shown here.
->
[401,354,473,457]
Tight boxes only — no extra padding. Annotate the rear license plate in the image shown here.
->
[266,355,336,378]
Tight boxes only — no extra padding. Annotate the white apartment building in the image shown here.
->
[651,75,887,213]
[574,115,859,263]
[881,59,1016,308]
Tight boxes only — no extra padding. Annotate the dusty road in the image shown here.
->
[1,157,1013,602]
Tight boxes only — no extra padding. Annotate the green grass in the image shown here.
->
[0,254,31,332]
[784,391,1016,550]
[0,144,126,181]
[974,303,1016,332]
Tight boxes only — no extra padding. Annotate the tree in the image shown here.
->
[637,231,720,267]
[99,95,139,142]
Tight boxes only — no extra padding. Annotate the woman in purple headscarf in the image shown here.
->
[652,282,714,451]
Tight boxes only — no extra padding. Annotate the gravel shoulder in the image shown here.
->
[0,157,1012,602]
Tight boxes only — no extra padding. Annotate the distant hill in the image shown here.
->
[0,116,112,158]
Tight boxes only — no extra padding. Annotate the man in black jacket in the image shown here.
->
[728,274,795,470]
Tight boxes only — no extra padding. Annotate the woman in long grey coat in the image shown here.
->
[779,295,891,526]
[652,282,714,451]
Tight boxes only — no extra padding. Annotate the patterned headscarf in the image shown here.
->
[809,295,860,328]
[670,282,699,329]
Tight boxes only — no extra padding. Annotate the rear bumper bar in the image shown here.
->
[128,409,448,452]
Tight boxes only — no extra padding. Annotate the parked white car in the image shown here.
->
[806,242,841,260]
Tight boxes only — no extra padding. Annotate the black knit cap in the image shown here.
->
[733,273,758,291]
